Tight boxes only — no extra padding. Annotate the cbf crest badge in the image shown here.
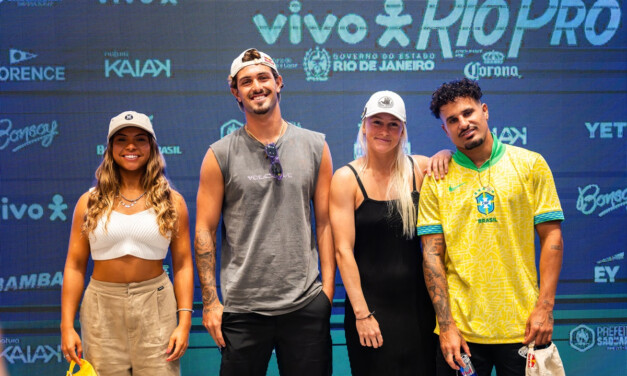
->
[474,187,495,215]
[304,47,330,82]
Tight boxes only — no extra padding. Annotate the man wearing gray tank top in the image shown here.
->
[195,48,335,376]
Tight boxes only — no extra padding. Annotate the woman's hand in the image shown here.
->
[356,315,383,348]
[166,324,190,361]
[60,326,82,365]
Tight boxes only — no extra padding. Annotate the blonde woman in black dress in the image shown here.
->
[330,92,450,375]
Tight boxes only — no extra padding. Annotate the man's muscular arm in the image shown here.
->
[195,229,219,310]
[422,233,470,371]
[524,221,563,346]
[195,149,225,348]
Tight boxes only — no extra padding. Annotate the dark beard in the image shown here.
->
[464,137,484,150]
[252,105,270,115]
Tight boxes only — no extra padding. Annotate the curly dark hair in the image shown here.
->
[430,78,482,119]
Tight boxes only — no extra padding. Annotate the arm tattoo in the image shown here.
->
[550,244,562,251]
[195,229,218,308]
[422,235,453,330]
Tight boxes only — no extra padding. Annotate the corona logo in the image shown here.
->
[464,50,521,80]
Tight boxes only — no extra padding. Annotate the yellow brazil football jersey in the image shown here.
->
[417,137,564,344]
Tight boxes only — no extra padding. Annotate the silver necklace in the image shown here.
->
[118,191,146,208]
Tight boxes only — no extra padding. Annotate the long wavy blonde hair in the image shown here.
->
[357,119,421,239]
[82,135,177,238]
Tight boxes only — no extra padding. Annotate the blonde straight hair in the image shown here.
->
[82,135,178,238]
[357,120,422,238]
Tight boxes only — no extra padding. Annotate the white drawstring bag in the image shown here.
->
[525,342,566,376]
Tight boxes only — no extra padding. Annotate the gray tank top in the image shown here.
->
[210,123,325,315]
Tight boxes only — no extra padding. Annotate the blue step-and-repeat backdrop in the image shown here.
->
[0,0,625,374]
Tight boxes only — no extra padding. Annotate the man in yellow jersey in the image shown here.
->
[417,78,564,376]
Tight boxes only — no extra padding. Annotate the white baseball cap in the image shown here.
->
[108,111,155,140]
[229,48,279,80]
[361,91,406,123]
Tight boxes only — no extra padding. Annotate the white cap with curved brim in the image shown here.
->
[229,48,279,80]
[108,111,155,140]
[361,91,406,123]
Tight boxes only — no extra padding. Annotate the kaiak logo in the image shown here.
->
[0,344,62,364]
[104,51,171,78]
[492,126,527,145]
[0,49,66,81]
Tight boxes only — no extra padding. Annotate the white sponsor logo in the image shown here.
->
[105,58,171,78]
[254,0,623,59]
[247,173,293,181]
[0,271,63,292]
[596,325,627,350]
[570,324,595,352]
[1,344,62,364]
[98,0,176,4]
[576,184,627,217]
[464,50,521,80]
[0,118,59,152]
[585,122,626,138]
[2,0,62,7]
[492,126,527,145]
[96,144,182,155]
[0,194,68,221]
[594,252,623,283]
[0,49,65,81]
[220,119,244,138]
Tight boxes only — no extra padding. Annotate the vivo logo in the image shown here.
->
[254,0,622,59]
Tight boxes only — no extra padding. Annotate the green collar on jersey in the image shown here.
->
[452,135,506,172]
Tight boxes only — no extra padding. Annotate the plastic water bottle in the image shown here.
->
[457,353,477,376]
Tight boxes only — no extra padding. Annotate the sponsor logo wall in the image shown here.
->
[1,1,625,374]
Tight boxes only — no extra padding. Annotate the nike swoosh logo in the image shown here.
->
[449,182,467,192]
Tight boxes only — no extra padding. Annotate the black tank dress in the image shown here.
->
[344,159,437,376]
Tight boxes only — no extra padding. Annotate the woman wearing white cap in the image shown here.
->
[330,92,449,375]
[60,111,193,376]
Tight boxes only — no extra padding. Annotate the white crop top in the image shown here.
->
[89,209,170,261]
